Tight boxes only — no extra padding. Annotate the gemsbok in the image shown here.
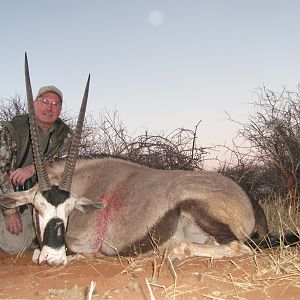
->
[0,54,268,265]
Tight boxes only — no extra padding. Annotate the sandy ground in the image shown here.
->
[0,249,299,300]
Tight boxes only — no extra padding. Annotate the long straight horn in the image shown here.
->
[25,53,51,191]
[59,75,90,192]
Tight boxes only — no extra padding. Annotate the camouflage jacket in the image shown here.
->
[0,115,71,195]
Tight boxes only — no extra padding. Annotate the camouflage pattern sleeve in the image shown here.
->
[0,126,15,195]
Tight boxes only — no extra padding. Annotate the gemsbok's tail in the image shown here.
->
[247,232,300,249]
[246,195,299,249]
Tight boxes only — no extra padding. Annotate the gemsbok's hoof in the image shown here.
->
[32,249,41,264]
[168,242,192,267]
[225,241,253,257]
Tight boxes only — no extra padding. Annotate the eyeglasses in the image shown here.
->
[36,98,62,108]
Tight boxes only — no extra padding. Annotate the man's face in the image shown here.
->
[34,92,62,127]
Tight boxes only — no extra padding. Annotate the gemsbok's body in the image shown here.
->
[51,157,267,262]
[0,54,268,265]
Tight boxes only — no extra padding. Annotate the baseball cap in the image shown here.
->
[36,85,63,102]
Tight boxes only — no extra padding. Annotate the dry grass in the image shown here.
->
[260,195,300,236]
[65,244,299,299]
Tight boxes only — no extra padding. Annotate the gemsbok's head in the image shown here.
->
[0,53,106,265]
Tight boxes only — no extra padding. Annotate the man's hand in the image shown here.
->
[4,212,22,235]
[9,165,35,186]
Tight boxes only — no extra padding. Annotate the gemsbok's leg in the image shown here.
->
[169,240,252,266]
[168,200,254,266]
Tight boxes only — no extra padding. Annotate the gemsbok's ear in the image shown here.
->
[74,195,107,214]
[0,185,38,208]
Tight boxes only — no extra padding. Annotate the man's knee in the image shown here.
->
[0,209,35,254]
[0,228,34,254]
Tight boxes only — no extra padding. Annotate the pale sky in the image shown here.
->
[1,0,300,162]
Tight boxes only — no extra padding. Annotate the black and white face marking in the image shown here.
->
[33,186,76,265]
[43,217,65,248]
[0,173,106,265]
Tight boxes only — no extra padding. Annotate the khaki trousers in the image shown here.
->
[0,207,36,254]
